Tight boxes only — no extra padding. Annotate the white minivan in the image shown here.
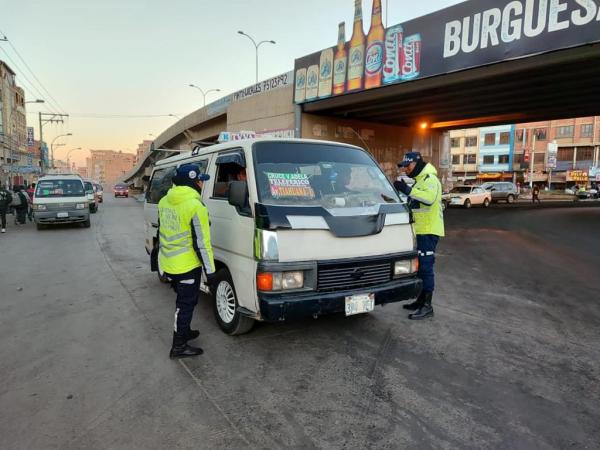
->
[33,174,91,229]
[144,139,421,334]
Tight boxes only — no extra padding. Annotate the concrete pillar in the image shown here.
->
[294,105,302,138]
[573,146,577,169]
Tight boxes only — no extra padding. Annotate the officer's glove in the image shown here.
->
[394,179,412,196]
[205,272,217,288]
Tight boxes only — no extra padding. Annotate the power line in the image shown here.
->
[0,46,62,114]
[26,112,187,119]
[0,30,67,115]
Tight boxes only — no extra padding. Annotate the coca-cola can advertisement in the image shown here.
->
[294,0,600,104]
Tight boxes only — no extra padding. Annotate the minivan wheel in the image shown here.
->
[507,194,515,204]
[82,219,91,228]
[36,223,45,230]
[464,199,472,209]
[213,268,254,335]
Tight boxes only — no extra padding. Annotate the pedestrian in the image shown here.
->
[26,183,35,221]
[395,152,445,320]
[11,186,29,225]
[532,184,541,204]
[158,164,215,359]
[0,183,13,233]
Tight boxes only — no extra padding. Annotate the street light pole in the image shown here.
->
[237,31,276,83]
[25,99,45,105]
[66,147,82,171]
[50,133,72,169]
[188,85,220,107]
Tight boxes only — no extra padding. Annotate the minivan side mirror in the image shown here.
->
[228,181,251,216]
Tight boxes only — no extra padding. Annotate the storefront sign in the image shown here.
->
[27,127,34,147]
[566,170,589,183]
[218,128,295,143]
[294,0,600,103]
[589,166,600,181]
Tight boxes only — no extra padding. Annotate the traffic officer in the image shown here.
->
[158,164,216,358]
[395,152,445,320]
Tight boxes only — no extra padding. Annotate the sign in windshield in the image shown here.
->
[36,179,85,198]
[253,142,400,209]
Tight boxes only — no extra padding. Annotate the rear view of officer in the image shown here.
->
[158,164,215,358]
[395,152,445,320]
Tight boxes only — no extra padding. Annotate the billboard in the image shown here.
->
[27,127,34,148]
[294,0,600,104]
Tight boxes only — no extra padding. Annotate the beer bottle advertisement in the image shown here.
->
[294,68,307,103]
[318,48,334,98]
[364,0,384,89]
[333,22,347,95]
[346,0,365,92]
[305,64,319,101]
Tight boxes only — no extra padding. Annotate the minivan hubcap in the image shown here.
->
[216,281,236,324]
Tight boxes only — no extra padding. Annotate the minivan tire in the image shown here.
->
[464,199,472,209]
[507,194,515,204]
[212,268,254,335]
[36,223,45,230]
[82,218,91,228]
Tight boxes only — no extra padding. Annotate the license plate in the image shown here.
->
[345,293,375,316]
[57,212,69,218]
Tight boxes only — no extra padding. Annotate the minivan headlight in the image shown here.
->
[394,258,419,277]
[34,204,47,211]
[76,203,87,209]
[257,271,304,291]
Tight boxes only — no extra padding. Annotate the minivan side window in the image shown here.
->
[146,168,174,204]
[212,151,246,200]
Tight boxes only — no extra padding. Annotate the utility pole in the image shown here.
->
[38,112,69,170]
[530,132,537,189]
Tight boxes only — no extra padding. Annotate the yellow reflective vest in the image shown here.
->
[407,163,445,237]
[158,185,215,275]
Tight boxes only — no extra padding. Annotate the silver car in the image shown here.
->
[481,182,519,204]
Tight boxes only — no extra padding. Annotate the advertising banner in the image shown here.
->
[40,142,49,165]
[589,166,600,181]
[566,170,589,183]
[218,128,295,143]
[294,0,600,104]
[547,141,558,169]
[27,127,34,147]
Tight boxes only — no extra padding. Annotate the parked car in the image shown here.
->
[84,180,99,213]
[114,183,129,198]
[443,185,492,209]
[95,183,104,203]
[480,182,519,203]
[33,174,90,229]
[576,188,599,200]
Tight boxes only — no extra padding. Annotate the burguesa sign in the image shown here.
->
[294,0,600,104]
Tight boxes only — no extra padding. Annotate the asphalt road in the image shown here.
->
[0,198,599,449]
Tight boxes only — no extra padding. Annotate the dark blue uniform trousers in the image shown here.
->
[168,267,202,336]
[417,234,439,293]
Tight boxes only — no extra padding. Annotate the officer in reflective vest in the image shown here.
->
[158,164,216,358]
[395,152,445,320]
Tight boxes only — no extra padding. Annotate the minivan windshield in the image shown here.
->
[35,179,85,198]
[253,142,400,209]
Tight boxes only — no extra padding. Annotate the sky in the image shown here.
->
[2,0,461,166]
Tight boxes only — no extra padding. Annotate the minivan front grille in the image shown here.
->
[45,203,77,211]
[317,259,392,292]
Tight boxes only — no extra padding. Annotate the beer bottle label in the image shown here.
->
[348,45,364,80]
[333,57,347,85]
[365,41,384,75]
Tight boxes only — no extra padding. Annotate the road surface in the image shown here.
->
[1,197,598,449]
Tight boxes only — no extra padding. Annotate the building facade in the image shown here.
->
[87,150,135,185]
[450,128,480,182]
[478,125,515,178]
[0,60,29,187]
[135,140,152,164]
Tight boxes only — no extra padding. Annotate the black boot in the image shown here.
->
[186,329,200,341]
[408,292,434,320]
[403,292,425,311]
[169,333,204,359]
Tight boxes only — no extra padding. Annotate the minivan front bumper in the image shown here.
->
[258,277,422,322]
[34,210,89,224]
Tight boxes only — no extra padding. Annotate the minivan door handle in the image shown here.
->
[151,223,159,228]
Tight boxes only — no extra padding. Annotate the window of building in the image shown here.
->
[484,133,496,146]
[577,147,594,161]
[513,154,523,164]
[556,125,574,138]
[482,155,495,164]
[499,132,511,145]
[465,136,477,147]
[557,148,574,161]
[581,124,593,138]
[534,153,545,164]
[515,129,524,142]
[534,128,547,140]
[498,155,509,164]
[451,154,461,165]
[450,137,461,148]
[465,154,477,164]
